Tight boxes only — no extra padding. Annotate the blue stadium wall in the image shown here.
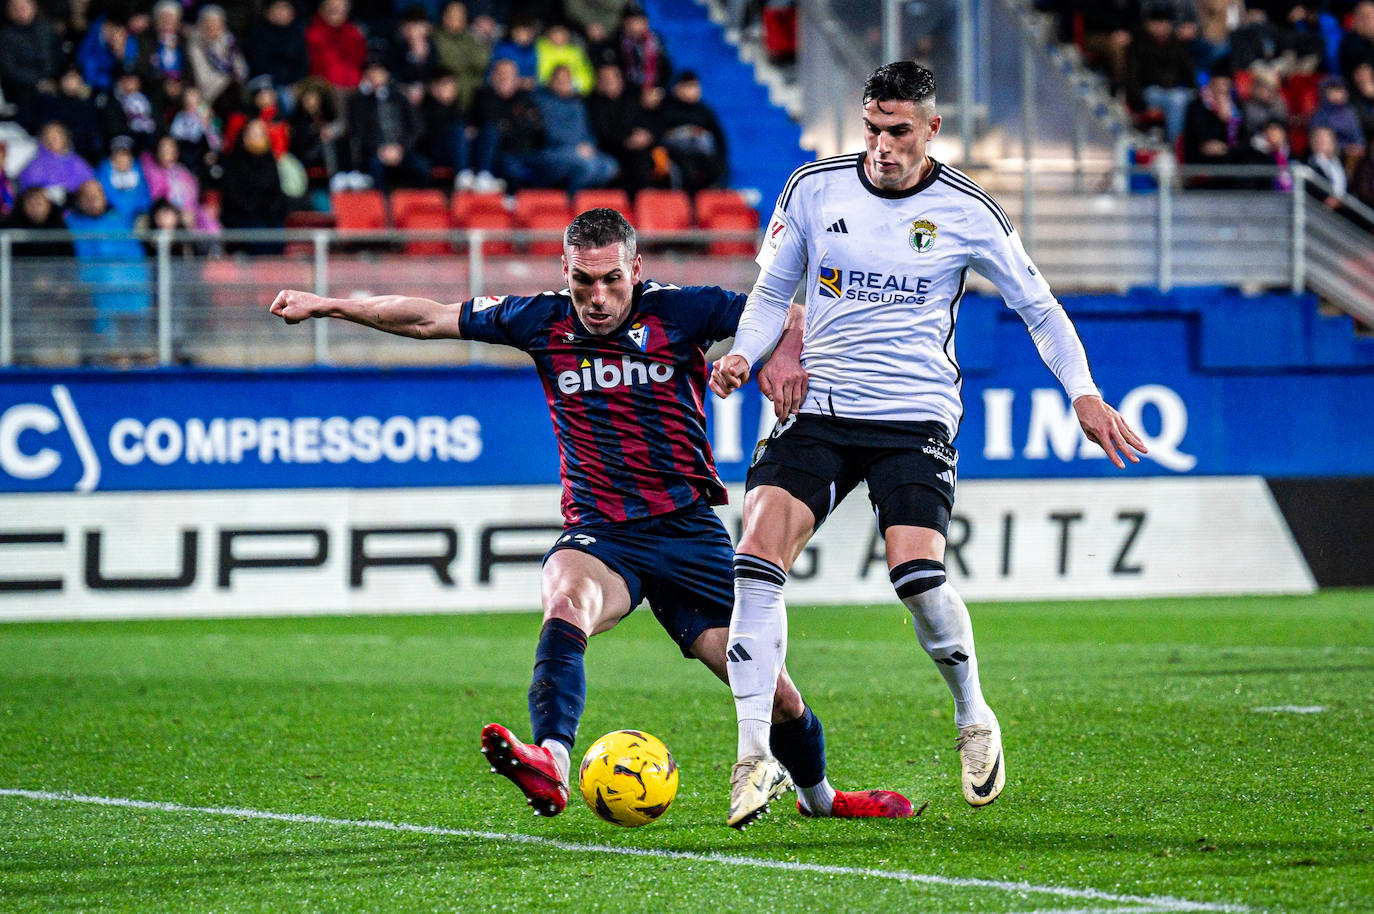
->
[3,289,1372,618]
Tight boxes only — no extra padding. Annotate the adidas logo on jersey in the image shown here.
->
[825,218,849,234]
[556,356,675,394]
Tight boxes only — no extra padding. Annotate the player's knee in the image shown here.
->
[889,558,946,609]
[542,590,596,636]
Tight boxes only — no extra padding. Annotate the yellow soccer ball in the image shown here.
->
[578,729,679,827]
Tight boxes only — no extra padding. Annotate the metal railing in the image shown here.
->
[1293,166,1374,325]
[2,167,1371,368]
[0,227,764,368]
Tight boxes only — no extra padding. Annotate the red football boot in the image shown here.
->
[480,722,569,817]
[799,789,915,818]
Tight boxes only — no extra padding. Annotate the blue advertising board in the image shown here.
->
[3,294,1374,493]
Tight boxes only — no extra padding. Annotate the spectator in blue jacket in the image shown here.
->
[491,17,538,88]
[66,178,152,352]
[529,64,618,193]
[96,135,153,221]
[77,14,139,92]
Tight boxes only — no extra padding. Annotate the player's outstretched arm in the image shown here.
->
[1073,394,1148,469]
[269,289,465,339]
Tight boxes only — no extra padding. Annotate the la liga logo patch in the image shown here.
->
[909,219,937,253]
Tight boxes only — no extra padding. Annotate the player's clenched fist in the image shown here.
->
[269,289,324,324]
[709,353,751,398]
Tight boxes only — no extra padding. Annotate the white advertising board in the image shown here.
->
[0,477,1314,621]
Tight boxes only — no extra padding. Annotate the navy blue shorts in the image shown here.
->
[544,501,734,657]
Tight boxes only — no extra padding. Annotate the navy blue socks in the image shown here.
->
[770,704,826,789]
[528,618,587,751]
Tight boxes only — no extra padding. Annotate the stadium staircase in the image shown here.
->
[638,0,807,210]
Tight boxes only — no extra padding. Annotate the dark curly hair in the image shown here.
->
[862,61,937,108]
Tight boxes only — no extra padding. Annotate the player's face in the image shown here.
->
[563,242,642,335]
[862,98,941,191]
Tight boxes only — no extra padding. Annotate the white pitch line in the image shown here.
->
[0,788,1248,914]
[1002,908,1184,914]
[1250,706,1326,714]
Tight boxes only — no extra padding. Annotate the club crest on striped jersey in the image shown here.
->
[627,322,649,350]
[909,219,937,253]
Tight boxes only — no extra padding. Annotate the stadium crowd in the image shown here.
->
[1040,0,1374,220]
[0,0,733,241]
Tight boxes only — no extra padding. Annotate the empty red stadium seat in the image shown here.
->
[462,210,516,255]
[390,189,449,227]
[332,190,387,233]
[693,189,754,226]
[523,210,569,255]
[451,191,508,227]
[571,189,632,220]
[634,189,692,233]
[396,207,453,255]
[703,210,759,256]
[514,189,572,226]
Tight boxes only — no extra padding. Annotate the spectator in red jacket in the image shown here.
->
[223,75,290,157]
[306,0,368,90]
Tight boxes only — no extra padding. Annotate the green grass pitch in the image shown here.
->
[1,592,1370,912]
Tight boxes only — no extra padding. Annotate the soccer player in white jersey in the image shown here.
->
[710,61,1148,828]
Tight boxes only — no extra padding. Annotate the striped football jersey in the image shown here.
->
[460,281,742,526]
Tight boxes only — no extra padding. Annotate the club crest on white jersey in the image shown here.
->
[909,219,938,252]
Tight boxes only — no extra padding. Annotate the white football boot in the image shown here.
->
[956,721,1005,807]
[727,755,793,829]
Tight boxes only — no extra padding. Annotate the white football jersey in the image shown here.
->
[732,154,1097,437]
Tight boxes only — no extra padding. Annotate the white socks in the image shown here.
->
[797,778,837,816]
[728,555,790,761]
[890,560,994,728]
[541,739,571,785]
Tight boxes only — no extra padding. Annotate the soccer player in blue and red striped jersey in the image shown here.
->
[270,208,912,824]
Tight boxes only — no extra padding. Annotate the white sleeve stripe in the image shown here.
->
[936,174,1013,235]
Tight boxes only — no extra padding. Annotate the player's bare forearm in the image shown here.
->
[269,290,463,339]
[758,303,808,418]
[1073,394,1148,470]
